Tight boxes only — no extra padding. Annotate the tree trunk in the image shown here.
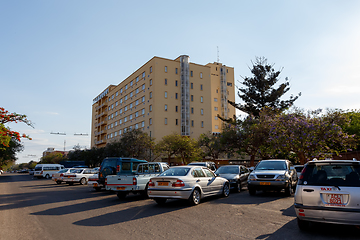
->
[297,152,306,165]
[250,155,255,167]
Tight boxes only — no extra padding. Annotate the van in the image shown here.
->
[96,157,147,189]
[34,164,65,179]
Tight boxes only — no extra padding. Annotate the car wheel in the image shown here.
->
[117,192,127,199]
[235,181,242,193]
[142,183,149,198]
[68,182,74,186]
[45,174,50,179]
[80,178,87,185]
[285,183,292,196]
[249,187,256,195]
[297,218,310,231]
[222,183,230,197]
[189,188,201,205]
[154,198,167,205]
[56,181,61,184]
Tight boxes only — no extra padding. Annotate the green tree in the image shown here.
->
[341,110,360,150]
[120,129,154,161]
[228,57,301,118]
[0,137,24,167]
[40,152,67,164]
[198,132,226,160]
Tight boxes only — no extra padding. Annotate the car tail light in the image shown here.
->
[172,179,185,187]
[40,171,43,174]
[60,173,64,177]
[148,180,155,187]
[116,165,120,172]
[299,167,307,180]
[52,174,54,177]
[67,175,76,178]
[133,177,137,185]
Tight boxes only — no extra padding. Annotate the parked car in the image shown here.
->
[106,162,170,199]
[148,166,230,205]
[294,165,304,178]
[51,168,70,184]
[97,157,147,190]
[62,168,98,185]
[34,164,65,179]
[188,161,217,172]
[294,159,360,230]
[215,165,250,192]
[29,169,35,175]
[247,159,298,196]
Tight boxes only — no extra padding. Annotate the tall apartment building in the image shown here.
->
[91,55,235,148]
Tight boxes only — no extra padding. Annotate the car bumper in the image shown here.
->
[63,178,80,183]
[247,180,289,190]
[106,185,141,192]
[295,203,360,225]
[148,188,193,200]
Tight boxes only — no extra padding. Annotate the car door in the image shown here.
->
[240,166,249,186]
[191,167,210,195]
[203,168,222,194]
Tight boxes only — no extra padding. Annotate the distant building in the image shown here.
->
[42,148,68,157]
[91,55,235,148]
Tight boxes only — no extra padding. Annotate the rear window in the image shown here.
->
[101,159,117,168]
[299,163,360,187]
[160,167,190,176]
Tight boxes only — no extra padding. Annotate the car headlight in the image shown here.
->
[276,175,287,181]
[248,175,256,181]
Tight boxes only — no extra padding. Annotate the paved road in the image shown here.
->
[1,173,359,240]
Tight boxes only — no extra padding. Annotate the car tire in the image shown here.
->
[189,188,201,205]
[297,218,310,231]
[45,174,50,179]
[142,183,149,198]
[117,192,127,199]
[56,181,61,184]
[235,181,241,193]
[222,183,230,197]
[154,198,167,205]
[285,183,292,196]
[80,178,87,185]
[249,187,256,195]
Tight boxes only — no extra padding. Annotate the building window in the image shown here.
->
[124,117,127,122]
[125,84,128,90]
[136,88,139,94]
[115,101,118,107]
[115,131,117,137]
[119,119,122,124]
[191,95,193,101]
[130,92,133,97]
[215,116,218,120]
[149,92,152,99]
[214,107,218,111]
[130,103,133,109]
[201,121,204,128]
[142,96,145,102]
[141,121,145,127]
[191,120,194,127]
[165,91,167,98]
[201,109,203,115]
[149,118,152,125]
[200,96,203,103]
[120,98,123,104]
[136,76,139,82]
[135,123,138,129]
[165,118,168,125]
[190,71,193,77]
[116,91,118,96]
[214,98,218,102]
[129,114,133,120]
[165,78,167,85]
[165,66,167,72]
[165,104,168,111]
[215,125,219,129]
[142,84,145,90]
[135,111,139,117]
[191,107,194,114]
[142,108,145,115]
[200,72,203,78]
[176,119,178,125]
[119,129,122,135]
[191,83,193,89]
[125,106,128,111]
[136,99,139,105]
[175,106,178,112]
[175,93,178,99]
[149,105,152,112]
[142,72,145,78]
[120,88,123,93]
[130,81,133,86]
[120,109,123,114]
[125,95,128,101]
[150,66,152,73]
[175,80,178,87]
[175,68,178,74]
[200,84,203,90]
[150,79,152,86]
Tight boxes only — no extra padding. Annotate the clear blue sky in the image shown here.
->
[1,0,360,164]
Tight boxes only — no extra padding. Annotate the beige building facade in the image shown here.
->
[91,55,235,148]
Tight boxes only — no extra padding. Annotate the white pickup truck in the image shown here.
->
[105,162,170,199]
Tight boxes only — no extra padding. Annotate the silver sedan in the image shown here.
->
[147,166,230,205]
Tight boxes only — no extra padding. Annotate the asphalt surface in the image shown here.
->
[1,173,359,240]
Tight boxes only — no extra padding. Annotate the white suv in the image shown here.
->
[294,159,360,230]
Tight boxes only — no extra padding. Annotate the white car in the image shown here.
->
[62,168,98,185]
[148,166,230,205]
[51,169,70,184]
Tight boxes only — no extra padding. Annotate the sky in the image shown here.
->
[1,0,360,164]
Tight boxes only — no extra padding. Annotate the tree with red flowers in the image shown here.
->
[0,107,33,166]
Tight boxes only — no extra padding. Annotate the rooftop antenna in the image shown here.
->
[217,46,220,63]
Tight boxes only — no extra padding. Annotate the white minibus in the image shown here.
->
[34,164,65,179]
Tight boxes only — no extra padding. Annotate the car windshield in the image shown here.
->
[58,169,68,173]
[216,166,239,174]
[160,167,190,176]
[299,163,360,187]
[70,169,83,173]
[256,161,287,170]
[188,163,205,166]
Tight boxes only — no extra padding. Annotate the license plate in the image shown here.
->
[327,194,343,204]
[93,183,98,187]
[260,182,271,185]
[117,187,126,190]
[158,182,168,186]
